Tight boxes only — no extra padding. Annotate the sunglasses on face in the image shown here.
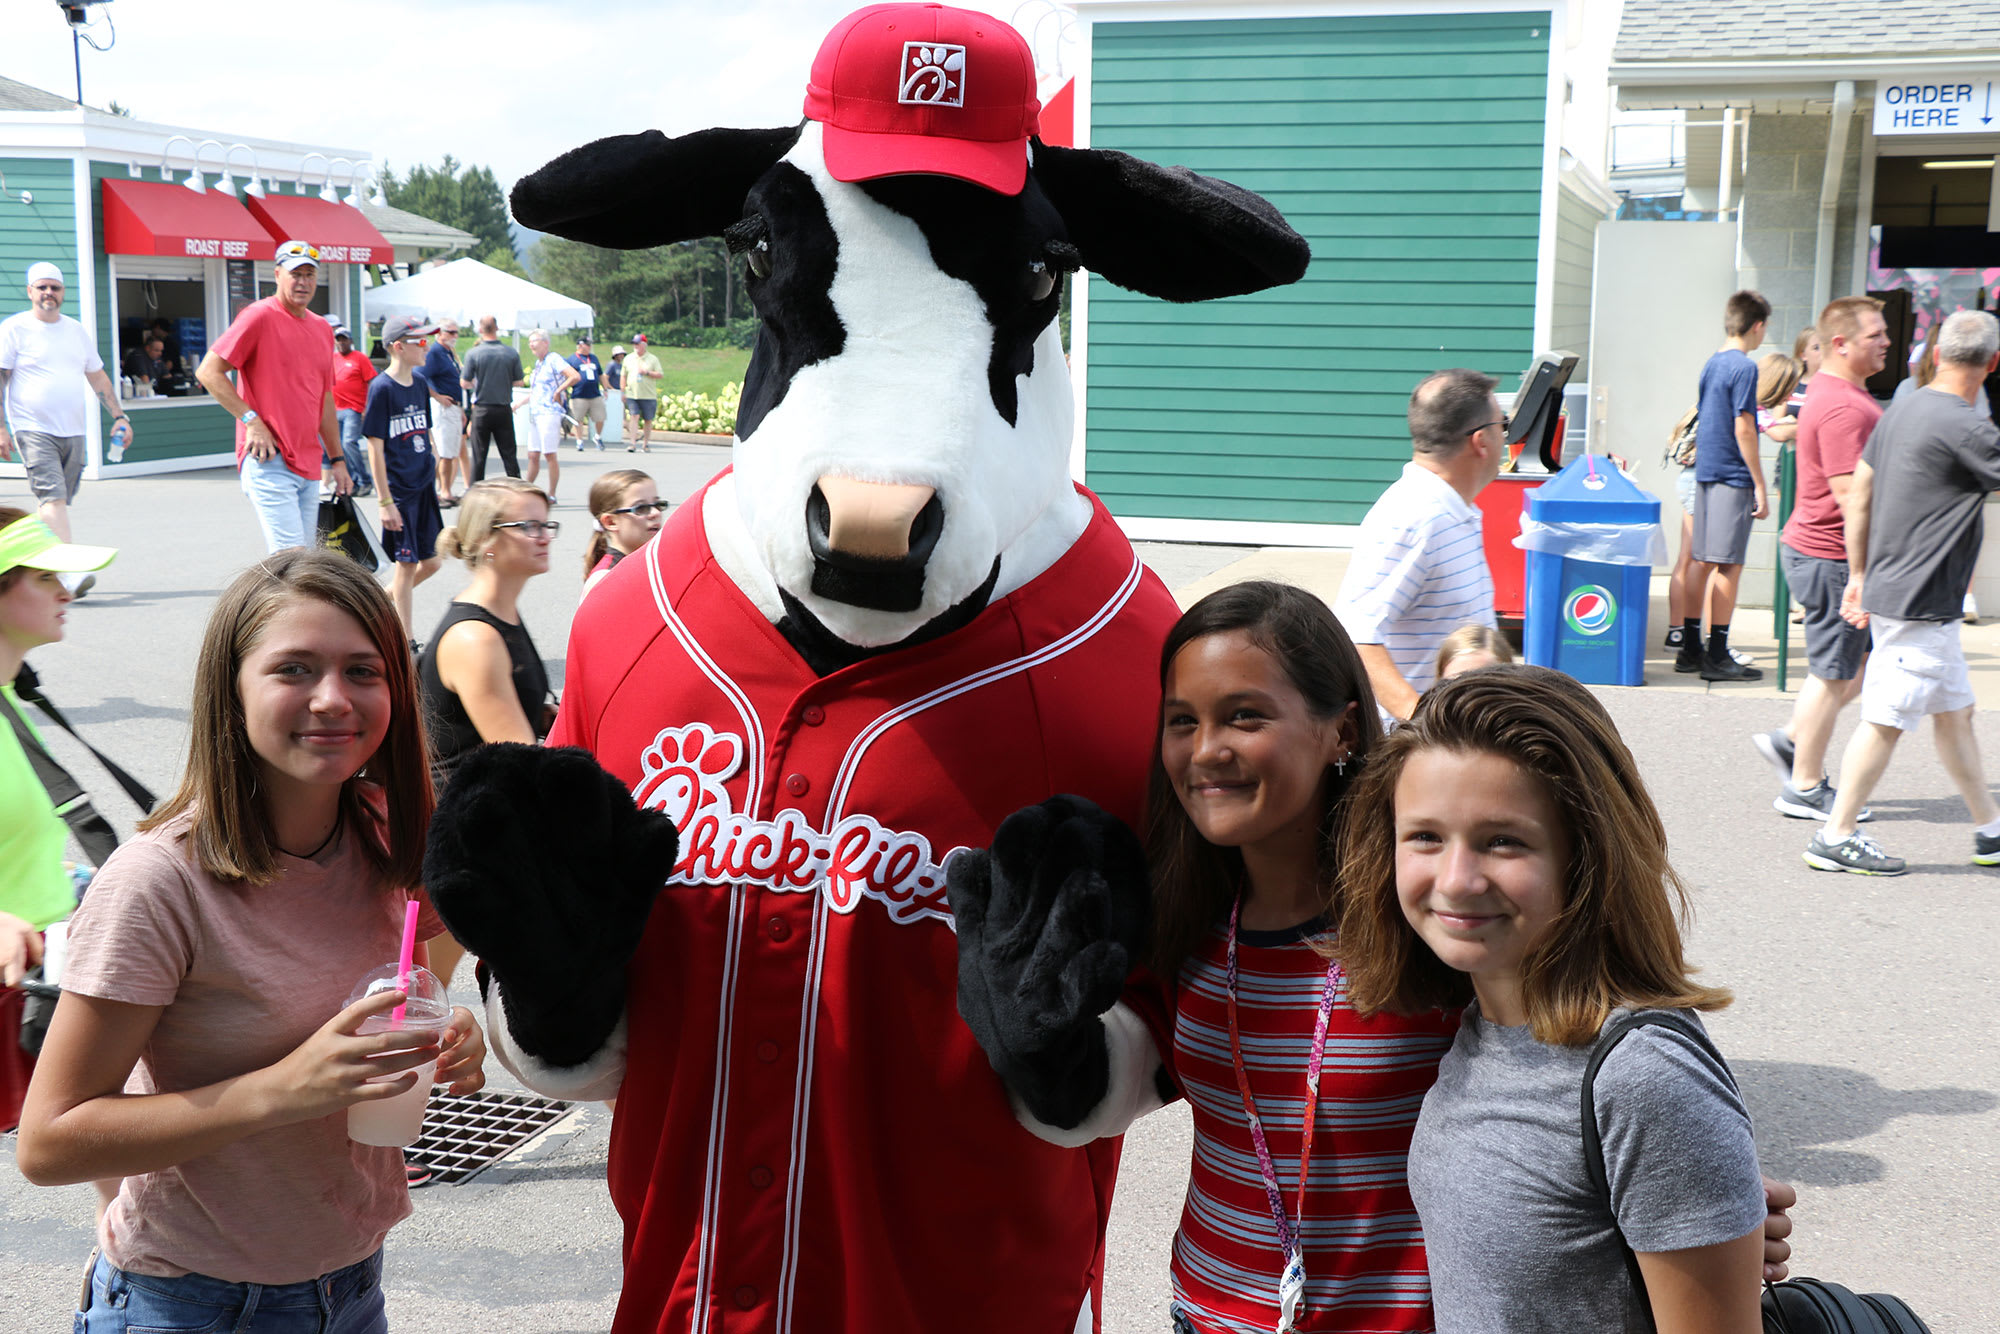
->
[494,519,560,538]
[608,501,667,518]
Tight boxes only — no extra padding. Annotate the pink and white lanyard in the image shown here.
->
[1224,894,1344,1334]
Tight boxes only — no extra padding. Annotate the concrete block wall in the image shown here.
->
[1726,112,1867,609]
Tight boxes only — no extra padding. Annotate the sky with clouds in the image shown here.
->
[4,0,1079,193]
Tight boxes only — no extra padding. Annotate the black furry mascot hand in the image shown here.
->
[423,744,680,1068]
[947,794,1150,1130]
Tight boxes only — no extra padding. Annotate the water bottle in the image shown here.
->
[109,418,130,463]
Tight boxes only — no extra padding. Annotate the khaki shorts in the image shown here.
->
[432,403,464,460]
[1861,613,1975,731]
[572,397,606,431]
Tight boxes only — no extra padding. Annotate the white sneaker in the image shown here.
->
[1965,592,1979,624]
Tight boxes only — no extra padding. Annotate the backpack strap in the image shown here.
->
[13,663,156,814]
[3,686,120,868]
[1579,1009,1737,1333]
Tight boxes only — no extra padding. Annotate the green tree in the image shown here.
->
[381,156,522,272]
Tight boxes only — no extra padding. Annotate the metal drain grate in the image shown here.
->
[404,1088,575,1187]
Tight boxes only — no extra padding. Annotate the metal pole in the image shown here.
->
[72,28,83,105]
[1774,443,1797,690]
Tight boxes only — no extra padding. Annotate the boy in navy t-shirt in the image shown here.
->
[364,314,443,636]
[1681,289,1771,682]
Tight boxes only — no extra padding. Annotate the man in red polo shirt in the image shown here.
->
[330,325,377,497]
[1754,295,1890,819]
[197,240,352,552]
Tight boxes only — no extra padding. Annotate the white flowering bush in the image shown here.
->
[654,381,742,435]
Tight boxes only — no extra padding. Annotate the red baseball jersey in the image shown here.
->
[551,475,1182,1334]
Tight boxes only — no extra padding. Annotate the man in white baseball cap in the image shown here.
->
[196,240,352,552]
[0,262,128,589]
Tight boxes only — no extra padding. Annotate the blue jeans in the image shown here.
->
[334,409,373,490]
[241,454,323,553]
[76,1248,387,1333]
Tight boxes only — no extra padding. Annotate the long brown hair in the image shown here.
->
[140,548,432,888]
[584,468,652,574]
[1145,581,1383,977]
[1336,665,1729,1045]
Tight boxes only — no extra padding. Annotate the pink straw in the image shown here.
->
[391,899,420,1026]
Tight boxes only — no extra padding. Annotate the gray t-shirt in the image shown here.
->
[1408,1006,1764,1333]
[1861,386,2000,622]
[460,340,524,407]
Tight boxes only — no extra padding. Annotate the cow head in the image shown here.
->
[512,9,1307,672]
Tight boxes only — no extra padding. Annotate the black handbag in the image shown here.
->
[317,493,386,573]
[18,964,60,1056]
[1582,1011,1932,1334]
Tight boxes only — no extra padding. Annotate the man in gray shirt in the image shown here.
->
[459,314,524,482]
[1807,310,2000,875]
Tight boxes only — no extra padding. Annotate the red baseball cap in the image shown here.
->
[804,3,1040,196]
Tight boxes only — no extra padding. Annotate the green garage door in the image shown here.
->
[1084,12,1551,526]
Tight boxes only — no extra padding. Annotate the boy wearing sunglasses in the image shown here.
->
[364,315,444,636]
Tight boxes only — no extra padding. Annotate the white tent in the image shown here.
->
[361,257,593,332]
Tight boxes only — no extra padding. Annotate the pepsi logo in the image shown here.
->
[1564,585,1617,636]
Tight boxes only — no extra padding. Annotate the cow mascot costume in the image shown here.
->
[423,5,1308,1331]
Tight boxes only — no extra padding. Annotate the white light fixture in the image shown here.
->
[322,156,354,203]
[159,134,197,186]
[226,144,262,199]
[187,139,226,196]
[1921,158,1996,170]
[299,153,335,204]
[125,160,141,178]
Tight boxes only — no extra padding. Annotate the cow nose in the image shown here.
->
[805,477,945,614]
[814,477,937,560]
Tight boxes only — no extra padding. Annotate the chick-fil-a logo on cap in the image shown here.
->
[631,723,958,928]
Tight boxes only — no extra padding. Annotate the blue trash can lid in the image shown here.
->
[1525,452,1660,524]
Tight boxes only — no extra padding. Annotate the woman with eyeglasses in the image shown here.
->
[581,469,665,599]
[418,479,556,796]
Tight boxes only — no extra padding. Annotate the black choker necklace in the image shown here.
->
[281,812,342,861]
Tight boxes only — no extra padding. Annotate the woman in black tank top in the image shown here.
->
[418,480,555,789]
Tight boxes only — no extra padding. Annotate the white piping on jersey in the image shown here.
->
[774,888,832,1334]
[825,552,1145,820]
[688,885,747,1334]
[645,542,766,1334]
[773,550,1146,1332]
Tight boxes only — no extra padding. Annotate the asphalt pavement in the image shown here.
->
[3,453,1997,1332]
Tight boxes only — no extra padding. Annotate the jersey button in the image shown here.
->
[734,1285,757,1310]
[756,1040,779,1063]
[767,916,791,942]
[784,773,810,796]
[749,1165,774,1189]
[802,704,826,726]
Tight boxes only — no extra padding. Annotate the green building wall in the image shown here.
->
[1082,12,1552,527]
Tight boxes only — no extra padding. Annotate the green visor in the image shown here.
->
[0,517,117,574]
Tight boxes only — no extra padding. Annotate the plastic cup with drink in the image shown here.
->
[346,902,451,1148]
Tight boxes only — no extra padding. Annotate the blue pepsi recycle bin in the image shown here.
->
[1518,452,1664,686]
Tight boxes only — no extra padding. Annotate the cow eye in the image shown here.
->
[724,214,773,281]
[1028,260,1055,303]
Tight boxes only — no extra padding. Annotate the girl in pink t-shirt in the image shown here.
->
[19,547,485,1333]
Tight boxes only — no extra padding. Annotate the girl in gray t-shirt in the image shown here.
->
[1334,665,1769,1333]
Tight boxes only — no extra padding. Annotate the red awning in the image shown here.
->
[101,178,276,261]
[243,194,392,265]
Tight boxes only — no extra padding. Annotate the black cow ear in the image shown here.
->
[511,124,805,249]
[1032,141,1310,303]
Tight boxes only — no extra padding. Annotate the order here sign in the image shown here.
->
[1874,76,1999,134]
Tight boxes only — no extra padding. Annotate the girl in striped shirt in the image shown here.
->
[1148,581,1458,1334]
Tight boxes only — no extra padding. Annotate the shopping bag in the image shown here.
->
[318,494,386,573]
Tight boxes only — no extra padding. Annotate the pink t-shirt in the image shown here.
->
[210,296,335,481]
[1782,372,1883,563]
[61,809,445,1284]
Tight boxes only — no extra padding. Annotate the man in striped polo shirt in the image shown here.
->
[1335,368,1505,723]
